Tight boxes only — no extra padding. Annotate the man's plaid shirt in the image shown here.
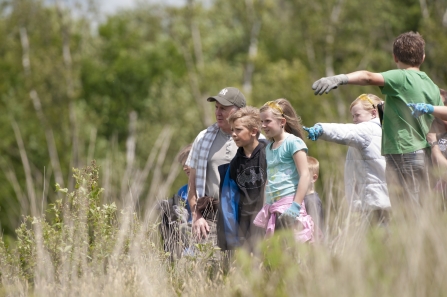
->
[185,123,220,199]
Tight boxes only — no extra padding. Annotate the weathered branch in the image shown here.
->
[87,127,97,163]
[177,42,213,127]
[19,27,65,188]
[157,157,181,203]
[174,0,212,127]
[419,0,429,19]
[187,0,204,70]
[129,126,171,202]
[443,8,447,27]
[147,128,173,201]
[55,1,80,189]
[243,0,264,96]
[0,157,28,215]
[325,0,347,118]
[120,111,138,200]
[11,119,37,216]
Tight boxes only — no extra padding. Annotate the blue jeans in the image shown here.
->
[385,151,429,207]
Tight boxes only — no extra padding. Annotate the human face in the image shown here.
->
[231,118,256,148]
[181,158,191,177]
[260,109,283,139]
[215,102,238,133]
[351,103,375,124]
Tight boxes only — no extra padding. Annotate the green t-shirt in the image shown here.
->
[379,69,442,154]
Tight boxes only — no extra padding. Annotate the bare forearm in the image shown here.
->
[187,169,199,218]
[346,71,384,86]
[430,143,447,167]
[433,106,447,121]
[294,172,310,205]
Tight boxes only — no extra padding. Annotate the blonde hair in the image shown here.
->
[307,156,319,176]
[260,98,304,140]
[176,143,192,165]
[227,106,261,137]
[349,94,383,112]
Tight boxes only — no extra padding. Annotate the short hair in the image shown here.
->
[393,31,425,67]
[349,94,383,111]
[307,156,319,176]
[227,106,261,137]
[440,89,447,106]
[176,143,192,165]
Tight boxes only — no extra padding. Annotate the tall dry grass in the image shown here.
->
[1,159,447,297]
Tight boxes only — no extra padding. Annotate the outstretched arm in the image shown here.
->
[429,106,447,120]
[304,122,374,150]
[312,71,384,95]
[408,103,447,120]
[345,71,385,86]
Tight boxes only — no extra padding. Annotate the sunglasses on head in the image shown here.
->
[264,101,285,116]
[358,94,376,109]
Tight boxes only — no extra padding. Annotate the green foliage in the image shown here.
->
[0,0,446,241]
[0,162,174,295]
[8,161,119,283]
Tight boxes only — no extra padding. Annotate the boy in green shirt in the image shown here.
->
[310,31,442,208]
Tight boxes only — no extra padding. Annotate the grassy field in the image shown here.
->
[1,162,447,297]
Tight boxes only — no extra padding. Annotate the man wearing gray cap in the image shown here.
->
[185,87,246,242]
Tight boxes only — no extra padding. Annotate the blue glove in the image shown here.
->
[312,74,349,95]
[407,103,434,118]
[303,124,323,141]
[279,201,301,219]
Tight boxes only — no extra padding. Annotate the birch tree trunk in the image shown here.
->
[55,1,80,191]
[243,0,264,96]
[19,27,65,188]
[325,0,346,118]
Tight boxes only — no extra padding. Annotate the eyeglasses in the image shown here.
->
[358,94,376,109]
[263,101,284,116]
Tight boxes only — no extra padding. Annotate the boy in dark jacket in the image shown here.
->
[218,106,267,252]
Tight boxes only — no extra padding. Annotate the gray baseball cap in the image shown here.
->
[207,87,246,108]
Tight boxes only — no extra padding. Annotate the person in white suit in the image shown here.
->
[304,94,391,225]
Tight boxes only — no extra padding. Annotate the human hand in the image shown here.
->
[312,74,349,95]
[278,201,301,221]
[303,124,323,141]
[192,215,210,239]
[407,103,434,118]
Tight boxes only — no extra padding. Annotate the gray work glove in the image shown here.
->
[312,74,349,95]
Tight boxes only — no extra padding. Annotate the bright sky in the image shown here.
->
[99,0,186,14]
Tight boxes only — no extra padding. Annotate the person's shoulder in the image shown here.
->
[194,123,219,139]
[285,134,307,151]
[206,122,219,131]
[356,119,381,135]
[287,134,306,144]
[381,69,404,78]
[361,118,381,128]
[381,69,400,75]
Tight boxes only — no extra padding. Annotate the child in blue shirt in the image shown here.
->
[253,99,316,242]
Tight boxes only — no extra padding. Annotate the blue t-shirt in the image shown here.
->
[177,184,192,222]
[265,134,308,204]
